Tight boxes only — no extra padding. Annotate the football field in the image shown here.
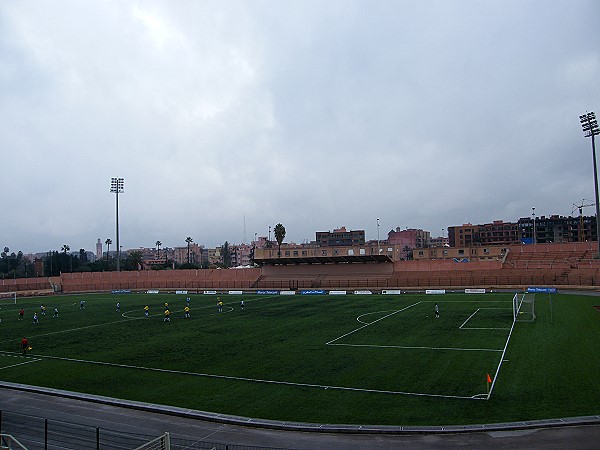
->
[0,291,599,425]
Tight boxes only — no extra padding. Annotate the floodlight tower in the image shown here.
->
[110,177,124,271]
[377,218,381,254]
[532,207,536,245]
[580,112,600,257]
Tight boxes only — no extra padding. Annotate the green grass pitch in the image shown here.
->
[0,291,599,426]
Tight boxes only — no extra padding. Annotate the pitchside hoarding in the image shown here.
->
[527,287,557,293]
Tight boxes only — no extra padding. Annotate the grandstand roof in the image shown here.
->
[254,254,393,266]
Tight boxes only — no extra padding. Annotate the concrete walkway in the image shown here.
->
[1,381,600,449]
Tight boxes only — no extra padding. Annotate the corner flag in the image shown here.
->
[487,373,492,384]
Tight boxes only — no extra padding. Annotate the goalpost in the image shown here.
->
[134,432,170,450]
[512,292,536,322]
[0,292,17,304]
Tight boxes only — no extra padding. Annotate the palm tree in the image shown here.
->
[105,238,112,260]
[185,237,193,264]
[274,223,286,258]
[62,244,71,272]
[155,240,162,259]
[127,250,143,270]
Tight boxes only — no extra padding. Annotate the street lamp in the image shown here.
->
[580,111,600,258]
[110,177,124,271]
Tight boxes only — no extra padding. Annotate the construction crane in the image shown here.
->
[572,200,595,242]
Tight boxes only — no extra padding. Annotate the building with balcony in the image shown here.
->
[518,215,597,244]
[316,227,365,247]
[448,221,520,247]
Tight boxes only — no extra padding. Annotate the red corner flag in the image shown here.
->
[487,373,492,384]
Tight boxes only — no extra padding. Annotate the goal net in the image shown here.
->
[134,432,170,450]
[513,292,535,322]
[0,292,17,304]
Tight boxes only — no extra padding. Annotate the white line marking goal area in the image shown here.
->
[326,298,517,399]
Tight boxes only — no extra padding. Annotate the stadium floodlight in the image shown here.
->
[110,177,124,271]
[531,207,536,244]
[580,112,600,258]
[377,218,380,254]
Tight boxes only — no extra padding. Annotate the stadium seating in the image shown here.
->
[6,242,600,296]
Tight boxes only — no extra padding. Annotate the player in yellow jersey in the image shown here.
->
[164,308,170,322]
[217,299,223,313]
[144,305,149,317]
[184,306,190,319]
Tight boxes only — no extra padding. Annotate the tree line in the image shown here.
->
[2,224,286,278]
[0,247,33,279]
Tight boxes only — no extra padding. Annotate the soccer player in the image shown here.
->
[186,297,191,306]
[144,305,149,317]
[80,300,85,310]
[164,302,169,310]
[116,302,120,312]
[217,298,223,313]
[21,337,29,356]
[40,304,46,316]
[18,308,24,320]
[164,308,171,322]
[184,306,190,319]
[435,303,440,319]
[53,306,59,318]
[33,313,39,324]
[240,300,245,311]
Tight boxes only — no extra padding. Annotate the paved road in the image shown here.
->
[1,386,600,449]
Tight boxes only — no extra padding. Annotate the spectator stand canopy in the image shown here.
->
[253,254,393,266]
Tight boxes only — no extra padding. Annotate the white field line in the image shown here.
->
[461,327,511,330]
[122,305,235,319]
[356,310,400,324]
[2,295,276,344]
[120,295,274,319]
[0,357,42,370]
[328,343,503,352]
[0,350,483,401]
[0,317,142,345]
[420,300,513,303]
[487,312,520,400]
[459,308,512,331]
[326,302,421,345]
[459,309,481,329]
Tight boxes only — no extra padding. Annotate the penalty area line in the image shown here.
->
[328,343,503,352]
[4,351,484,401]
[0,357,42,370]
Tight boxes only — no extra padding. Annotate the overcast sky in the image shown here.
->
[1,1,599,254]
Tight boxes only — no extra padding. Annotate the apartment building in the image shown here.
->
[448,221,518,247]
[316,227,365,246]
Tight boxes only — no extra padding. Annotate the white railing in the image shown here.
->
[0,434,28,450]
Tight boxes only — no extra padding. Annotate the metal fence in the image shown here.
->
[0,410,298,450]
